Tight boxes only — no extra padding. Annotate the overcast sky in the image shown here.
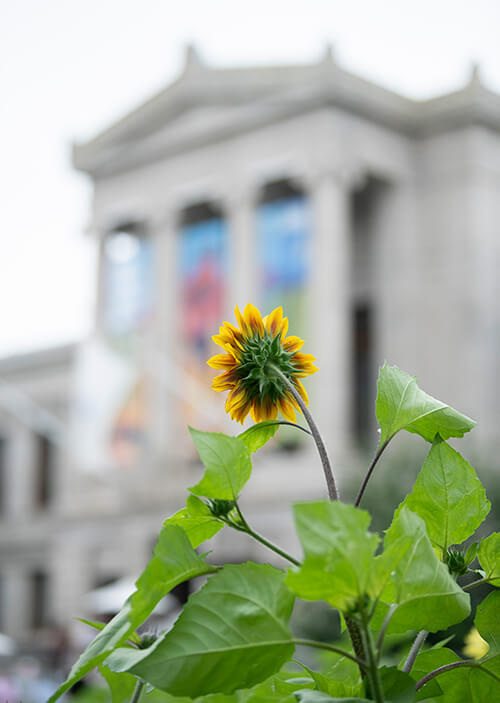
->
[2,0,500,357]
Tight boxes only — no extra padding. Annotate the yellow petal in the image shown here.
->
[282,335,304,353]
[212,371,237,392]
[243,303,265,337]
[293,379,309,405]
[207,353,237,370]
[234,304,251,338]
[278,397,296,422]
[264,306,284,337]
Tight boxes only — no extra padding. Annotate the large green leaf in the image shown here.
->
[475,591,500,654]
[375,507,470,633]
[99,665,137,703]
[295,693,370,703]
[238,421,280,453]
[286,501,380,611]
[47,525,217,703]
[165,495,224,547]
[399,437,489,552]
[478,532,500,584]
[379,666,415,703]
[376,363,475,447]
[107,563,295,697]
[189,428,252,500]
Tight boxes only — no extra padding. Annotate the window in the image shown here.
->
[31,570,48,629]
[35,435,54,509]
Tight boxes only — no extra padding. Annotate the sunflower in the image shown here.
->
[207,303,318,424]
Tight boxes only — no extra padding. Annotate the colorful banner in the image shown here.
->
[257,195,310,336]
[179,218,227,425]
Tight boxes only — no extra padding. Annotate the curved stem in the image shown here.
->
[355,439,392,507]
[376,604,398,660]
[415,659,500,691]
[250,420,312,436]
[225,505,301,566]
[462,576,500,592]
[130,681,144,703]
[403,630,428,673]
[268,364,338,501]
[292,638,367,670]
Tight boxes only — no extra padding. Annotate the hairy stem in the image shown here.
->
[355,439,392,507]
[462,576,500,592]
[403,630,428,673]
[415,659,500,691]
[252,420,312,436]
[268,364,338,501]
[292,638,367,670]
[130,681,144,703]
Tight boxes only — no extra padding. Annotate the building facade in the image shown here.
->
[2,46,500,649]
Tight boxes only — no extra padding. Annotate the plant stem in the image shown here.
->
[292,638,367,670]
[415,659,500,691]
[226,505,301,566]
[403,630,428,673]
[376,604,398,660]
[462,576,500,591]
[355,439,392,507]
[268,364,338,501]
[130,681,144,703]
[359,611,385,703]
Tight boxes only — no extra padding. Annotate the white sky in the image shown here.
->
[2,0,500,358]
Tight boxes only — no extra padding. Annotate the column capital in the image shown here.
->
[302,161,367,193]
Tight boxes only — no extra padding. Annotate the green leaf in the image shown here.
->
[47,524,217,703]
[475,591,500,654]
[478,532,500,584]
[238,421,280,453]
[398,437,489,552]
[379,666,415,703]
[376,363,475,447]
[300,660,362,699]
[286,501,380,610]
[375,507,470,633]
[295,693,370,703]
[189,428,252,500]
[107,563,295,697]
[165,495,224,547]
[411,647,457,701]
[99,665,138,703]
[416,653,500,702]
[75,618,106,632]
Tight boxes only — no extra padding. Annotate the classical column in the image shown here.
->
[225,185,259,315]
[145,208,179,460]
[307,169,352,458]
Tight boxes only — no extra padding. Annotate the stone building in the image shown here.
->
[1,46,500,649]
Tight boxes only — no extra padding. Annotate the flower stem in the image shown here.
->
[376,604,398,661]
[403,630,428,673]
[359,610,385,703]
[354,439,392,507]
[130,681,144,703]
[268,364,338,501]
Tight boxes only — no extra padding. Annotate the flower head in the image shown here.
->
[207,303,318,424]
